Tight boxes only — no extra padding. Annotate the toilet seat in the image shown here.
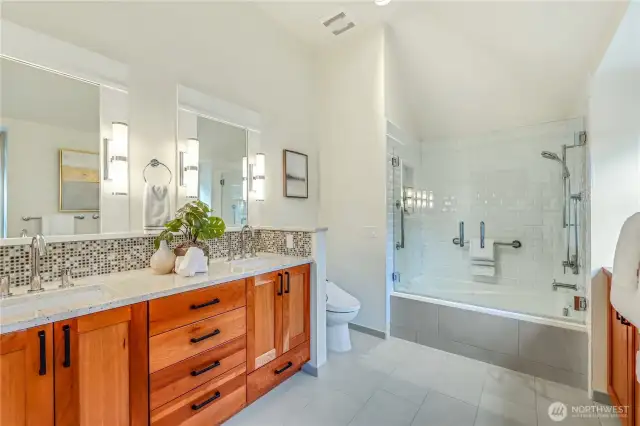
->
[326,281,360,313]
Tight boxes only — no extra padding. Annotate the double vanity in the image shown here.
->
[0,254,313,426]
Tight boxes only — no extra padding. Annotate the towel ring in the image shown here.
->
[143,159,172,184]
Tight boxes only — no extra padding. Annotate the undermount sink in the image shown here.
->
[0,285,117,320]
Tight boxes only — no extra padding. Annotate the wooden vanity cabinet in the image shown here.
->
[53,303,149,426]
[0,324,54,426]
[607,270,640,426]
[247,264,310,403]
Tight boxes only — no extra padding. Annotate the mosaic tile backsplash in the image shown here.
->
[2,230,312,287]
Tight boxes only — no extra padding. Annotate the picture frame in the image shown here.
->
[283,149,308,199]
[59,148,100,212]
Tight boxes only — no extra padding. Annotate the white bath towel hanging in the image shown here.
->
[612,212,640,328]
[470,238,496,261]
[42,214,75,235]
[143,184,171,232]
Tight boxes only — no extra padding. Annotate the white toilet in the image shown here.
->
[326,280,361,352]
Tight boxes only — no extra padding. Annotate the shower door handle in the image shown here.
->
[395,200,405,250]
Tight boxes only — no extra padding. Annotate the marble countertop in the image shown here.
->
[0,253,312,334]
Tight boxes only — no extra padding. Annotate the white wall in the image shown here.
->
[588,1,640,395]
[2,117,100,237]
[3,2,319,232]
[318,26,387,333]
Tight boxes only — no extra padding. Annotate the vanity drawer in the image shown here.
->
[150,307,246,373]
[247,341,310,404]
[150,336,246,410]
[149,279,246,336]
[151,363,246,426]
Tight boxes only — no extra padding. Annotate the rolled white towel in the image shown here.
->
[611,212,640,328]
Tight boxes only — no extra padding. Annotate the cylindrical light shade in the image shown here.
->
[111,122,128,157]
[254,153,265,202]
[242,156,248,202]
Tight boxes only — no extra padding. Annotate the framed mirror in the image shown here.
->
[0,22,131,241]
[1,57,103,238]
[177,86,261,227]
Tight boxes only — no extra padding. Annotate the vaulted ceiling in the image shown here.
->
[260,1,628,139]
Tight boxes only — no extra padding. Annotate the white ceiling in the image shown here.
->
[260,1,628,139]
[1,1,628,140]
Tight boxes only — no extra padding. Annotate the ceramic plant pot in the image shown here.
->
[150,240,176,274]
[174,241,210,264]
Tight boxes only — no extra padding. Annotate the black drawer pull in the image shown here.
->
[617,312,631,326]
[285,272,290,294]
[190,329,221,344]
[191,360,221,377]
[274,361,293,375]
[190,298,220,310]
[191,391,221,411]
[63,325,71,368]
[277,273,283,296]
[38,330,46,376]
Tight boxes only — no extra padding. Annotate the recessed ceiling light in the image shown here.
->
[375,0,391,6]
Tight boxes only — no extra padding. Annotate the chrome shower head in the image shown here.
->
[541,151,570,178]
[541,151,560,161]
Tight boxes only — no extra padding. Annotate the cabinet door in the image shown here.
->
[247,271,283,372]
[0,325,54,426]
[54,303,149,426]
[282,264,310,354]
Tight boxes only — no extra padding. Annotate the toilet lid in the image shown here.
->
[326,281,360,313]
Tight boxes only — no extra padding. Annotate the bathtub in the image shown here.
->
[394,276,586,331]
[390,279,588,389]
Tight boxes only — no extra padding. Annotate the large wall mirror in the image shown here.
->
[1,58,104,238]
[177,86,261,227]
[0,22,130,240]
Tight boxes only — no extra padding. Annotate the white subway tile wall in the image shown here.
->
[388,118,588,319]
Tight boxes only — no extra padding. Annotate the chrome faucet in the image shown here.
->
[241,225,256,259]
[29,234,47,293]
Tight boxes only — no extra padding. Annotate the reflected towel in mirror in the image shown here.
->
[143,184,171,231]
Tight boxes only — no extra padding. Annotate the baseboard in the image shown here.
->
[348,322,386,339]
[302,363,319,377]
[592,390,612,405]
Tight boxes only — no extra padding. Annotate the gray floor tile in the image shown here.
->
[382,373,430,405]
[412,391,477,426]
[483,365,536,407]
[348,390,420,426]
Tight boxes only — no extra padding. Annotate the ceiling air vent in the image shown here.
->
[322,12,356,36]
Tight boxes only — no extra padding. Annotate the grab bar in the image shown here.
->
[452,238,522,249]
[480,221,485,249]
[459,221,465,247]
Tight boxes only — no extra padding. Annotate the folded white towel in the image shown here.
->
[470,238,495,261]
[472,260,495,267]
[143,184,171,231]
[612,212,640,328]
[471,264,495,277]
[42,214,75,235]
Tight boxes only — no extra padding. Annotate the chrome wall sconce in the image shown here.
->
[180,138,199,199]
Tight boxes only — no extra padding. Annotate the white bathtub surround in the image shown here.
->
[390,294,588,390]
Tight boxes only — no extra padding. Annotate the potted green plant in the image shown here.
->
[154,200,226,258]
